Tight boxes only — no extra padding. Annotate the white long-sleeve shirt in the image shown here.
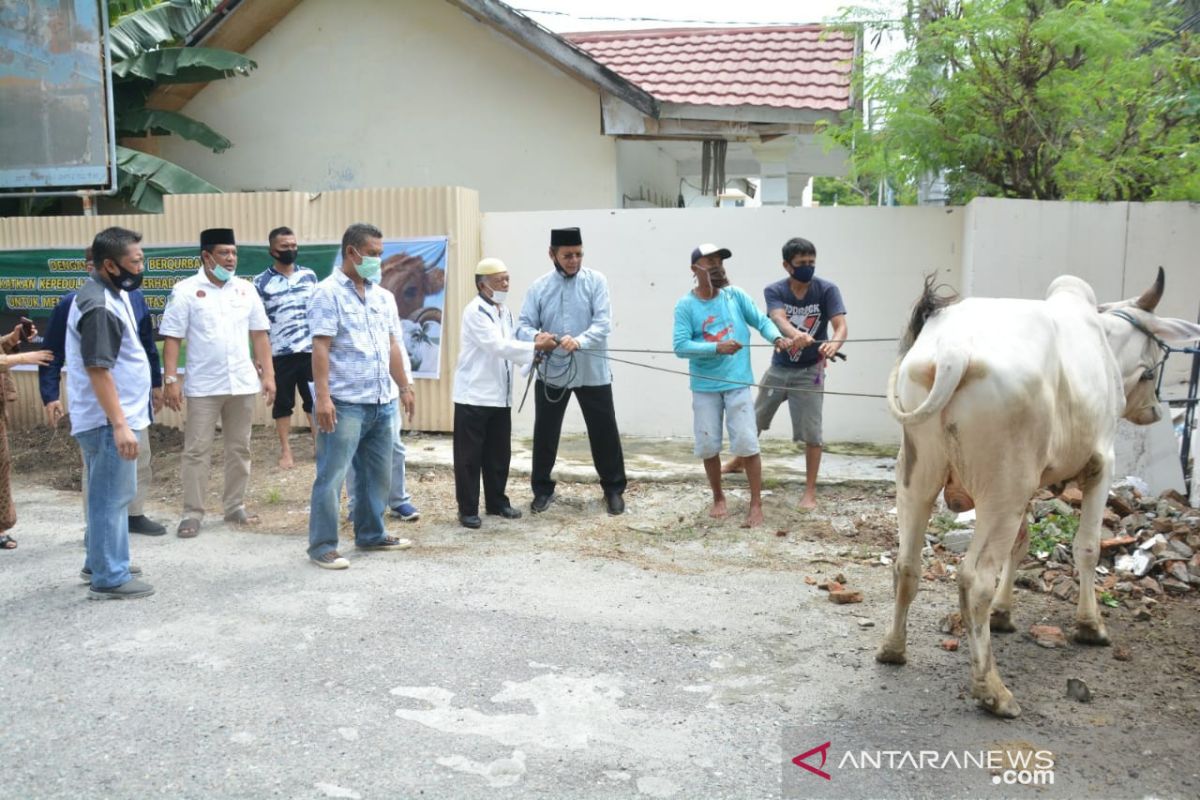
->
[452,295,535,407]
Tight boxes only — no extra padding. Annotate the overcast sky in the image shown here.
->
[515,0,864,31]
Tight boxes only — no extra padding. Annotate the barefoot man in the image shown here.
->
[673,243,787,528]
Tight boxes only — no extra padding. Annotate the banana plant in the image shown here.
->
[109,0,257,212]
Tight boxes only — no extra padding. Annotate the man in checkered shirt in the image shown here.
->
[306,223,416,570]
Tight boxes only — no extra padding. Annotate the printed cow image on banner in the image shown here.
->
[332,237,447,379]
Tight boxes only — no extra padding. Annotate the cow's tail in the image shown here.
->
[887,345,969,426]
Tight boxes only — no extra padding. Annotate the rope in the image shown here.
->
[533,348,888,399]
[584,337,898,355]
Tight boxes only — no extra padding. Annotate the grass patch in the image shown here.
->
[1028,513,1079,555]
[265,487,283,505]
[928,510,969,534]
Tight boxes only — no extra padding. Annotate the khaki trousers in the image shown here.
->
[182,394,255,521]
[81,426,151,520]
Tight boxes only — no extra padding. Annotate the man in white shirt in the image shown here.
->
[161,228,276,538]
[452,258,555,529]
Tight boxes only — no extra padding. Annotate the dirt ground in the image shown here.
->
[10,422,1200,768]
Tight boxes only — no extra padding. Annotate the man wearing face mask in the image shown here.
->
[674,243,786,529]
[253,226,318,469]
[305,223,416,570]
[723,237,847,510]
[516,227,627,516]
[453,258,557,529]
[66,227,154,598]
[161,228,276,539]
[40,247,167,537]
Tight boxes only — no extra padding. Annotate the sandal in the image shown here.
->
[0,534,16,550]
[223,508,260,526]
[177,518,201,539]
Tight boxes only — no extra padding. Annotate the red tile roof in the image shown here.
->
[565,25,856,111]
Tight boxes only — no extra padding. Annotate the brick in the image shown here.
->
[829,589,864,604]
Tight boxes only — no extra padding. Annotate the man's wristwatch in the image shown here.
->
[400,385,414,394]
[164,375,179,385]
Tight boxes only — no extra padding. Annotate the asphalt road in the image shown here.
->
[1,481,1195,800]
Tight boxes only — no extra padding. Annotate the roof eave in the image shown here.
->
[658,103,846,126]
[444,0,661,118]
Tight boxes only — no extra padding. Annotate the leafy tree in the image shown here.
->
[827,0,1200,202]
[109,0,257,212]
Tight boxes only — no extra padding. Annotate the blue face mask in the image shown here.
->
[206,257,235,282]
[790,264,816,283]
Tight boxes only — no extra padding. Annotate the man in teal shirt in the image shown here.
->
[673,243,789,528]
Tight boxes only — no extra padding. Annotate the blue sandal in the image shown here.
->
[0,534,16,550]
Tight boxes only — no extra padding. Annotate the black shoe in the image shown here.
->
[128,515,167,536]
[604,491,625,516]
[487,506,522,519]
[531,493,554,514]
[459,514,482,529]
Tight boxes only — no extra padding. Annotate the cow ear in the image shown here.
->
[1148,316,1200,346]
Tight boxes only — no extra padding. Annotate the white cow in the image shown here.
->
[877,269,1200,718]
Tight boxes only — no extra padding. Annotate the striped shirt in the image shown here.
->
[308,268,403,404]
[252,265,318,356]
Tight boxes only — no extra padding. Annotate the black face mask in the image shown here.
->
[273,249,298,265]
[790,264,815,283]
[705,266,730,289]
[108,262,143,292]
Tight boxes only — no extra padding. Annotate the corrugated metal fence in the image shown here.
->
[0,187,482,432]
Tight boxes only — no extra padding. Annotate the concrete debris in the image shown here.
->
[1029,625,1069,648]
[941,529,973,554]
[939,612,965,637]
[828,589,864,605]
[1065,678,1092,703]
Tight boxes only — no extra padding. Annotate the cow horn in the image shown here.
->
[1135,267,1165,312]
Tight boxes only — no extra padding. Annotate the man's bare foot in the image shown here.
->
[742,504,765,528]
[709,497,729,519]
[721,457,746,475]
[799,494,817,510]
[278,452,295,469]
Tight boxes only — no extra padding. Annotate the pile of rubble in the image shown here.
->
[927,481,1200,604]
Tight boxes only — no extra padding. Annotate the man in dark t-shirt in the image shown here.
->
[724,237,847,509]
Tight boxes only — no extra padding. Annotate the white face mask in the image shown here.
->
[489,289,508,305]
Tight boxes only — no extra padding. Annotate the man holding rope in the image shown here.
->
[723,237,847,509]
[673,243,791,528]
[516,227,628,516]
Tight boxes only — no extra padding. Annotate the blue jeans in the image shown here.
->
[308,401,396,558]
[345,399,411,516]
[75,425,138,589]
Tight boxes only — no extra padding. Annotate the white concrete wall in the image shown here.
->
[963,200,1200,388]
[157,0,617,212]
[615,140,680,208]
[483,206,965,443]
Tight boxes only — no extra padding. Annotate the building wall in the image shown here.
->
[615,140,680,208]
[156,0,617,212]
[482,206,965,444]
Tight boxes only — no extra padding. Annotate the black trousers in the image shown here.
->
[532,381,627,497]
[453,403,513,516]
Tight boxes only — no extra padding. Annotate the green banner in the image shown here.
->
[0,236,448,379]
[0,244,339,331]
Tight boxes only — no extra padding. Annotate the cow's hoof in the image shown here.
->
[875,644,907,665]
[989,609,1016,633]
[1073,622,1110,646]
[974,683,1021,718]
[978,693,1022,719]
